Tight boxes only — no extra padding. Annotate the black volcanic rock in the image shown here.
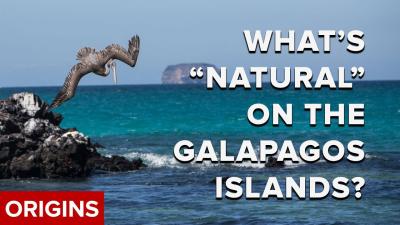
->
[265,156,285,168]
[161,63,219,84]
[88,154,144,172]
[0,92,144,179]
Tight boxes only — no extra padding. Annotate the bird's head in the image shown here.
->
[106,60,117,84]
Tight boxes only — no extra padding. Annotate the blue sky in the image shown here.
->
[0,0,398,87]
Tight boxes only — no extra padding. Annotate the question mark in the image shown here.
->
[352,177,365,199]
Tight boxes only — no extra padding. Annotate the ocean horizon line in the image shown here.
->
[1,79,399,89]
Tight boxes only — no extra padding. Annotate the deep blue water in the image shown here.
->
[1,81,399,224]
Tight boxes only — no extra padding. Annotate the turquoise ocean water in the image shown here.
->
[0,81,399,224]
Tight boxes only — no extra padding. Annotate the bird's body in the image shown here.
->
[48,35,140,110]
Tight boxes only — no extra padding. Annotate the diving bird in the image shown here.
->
[47,35,140,111]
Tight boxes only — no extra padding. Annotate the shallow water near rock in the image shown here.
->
[0,82,399,224]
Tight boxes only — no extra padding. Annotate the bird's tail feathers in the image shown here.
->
[76,47,96,61]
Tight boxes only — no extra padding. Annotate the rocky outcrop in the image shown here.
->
[161,63,218,84]
[0,92,144,179]
[265,157,285,168]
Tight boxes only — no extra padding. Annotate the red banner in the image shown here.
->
[0,191,104,225]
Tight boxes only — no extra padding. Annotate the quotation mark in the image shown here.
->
[351,66,365,79]
[337,30,345,42]
[190,67,204,79]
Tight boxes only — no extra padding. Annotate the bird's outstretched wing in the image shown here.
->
[102,35,140,67]
[48,63,92,111]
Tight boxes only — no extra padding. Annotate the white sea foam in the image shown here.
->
[118,142,376,170]
[365,153,380,159]
[124,152,183,168]
[122,151,310,169]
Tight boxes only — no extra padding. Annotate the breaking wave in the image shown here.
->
[121,151,379,169]
[122,151,310,169]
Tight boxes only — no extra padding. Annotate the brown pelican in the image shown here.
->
[47,35,140,111]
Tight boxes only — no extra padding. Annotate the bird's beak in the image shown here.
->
[112,61,117,84]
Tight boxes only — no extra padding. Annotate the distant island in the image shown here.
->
[161,63,218,84]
